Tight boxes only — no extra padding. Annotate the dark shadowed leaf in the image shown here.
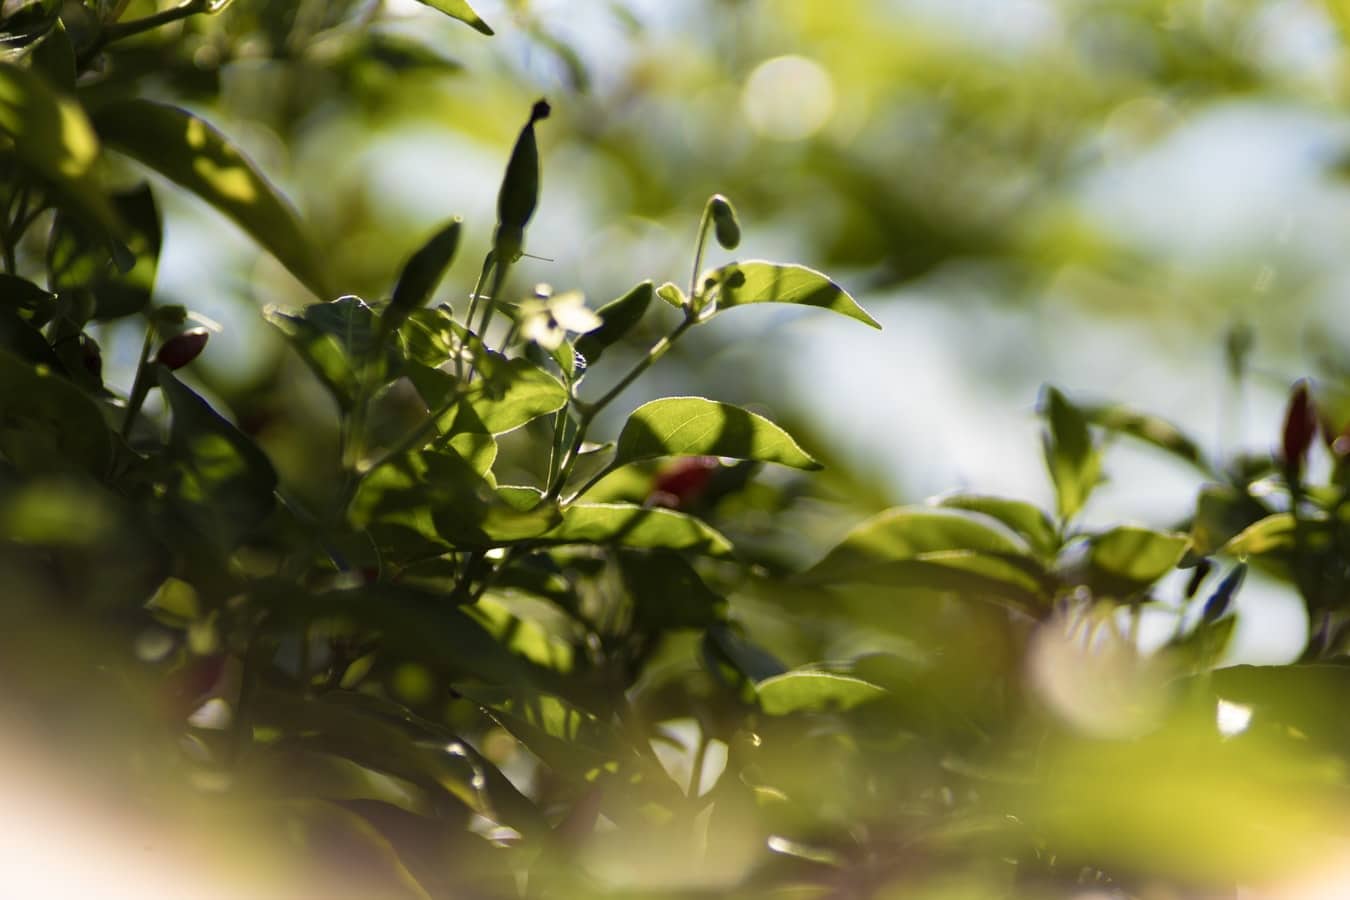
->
[92,100,329,297]
[0,349,110,476]
[387,219,461,330]
[47,184,162,319]
[0,61,118,230]
[618,550,725,630]
[574,281,653,365]
[157,369,278,550]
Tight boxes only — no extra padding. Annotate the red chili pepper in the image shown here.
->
[155,328,210,370]
[648,457,718,509]
[1281,380,1317,479]
[164,653,226,719]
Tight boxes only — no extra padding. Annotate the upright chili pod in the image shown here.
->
[1281,379,1317,482]
[493,99,551,264]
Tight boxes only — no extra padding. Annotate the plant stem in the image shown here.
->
[689,202,714,300]
[120,323,158,439]
[548,312,698,499]
[85,0,209,58]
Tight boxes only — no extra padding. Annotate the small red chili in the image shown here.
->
[155,328,210,370]
[1281,379,1317,478]
[648,456,719,509]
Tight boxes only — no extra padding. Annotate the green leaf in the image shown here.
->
[799,507,1046,605]
[0,61,117,231]
[29,15,75,92]
[1040,386,1100,521]
[703,623,787,686]
[414,0,494,34]
[702,261,879,329]
[935,494,1059,559]
[157,368,278,551]
[387,218,461,330]
[1222,514,1296,558]
[1085,525,1188,598]
[91,100,329,298]
[268,296,395,411]
[1188,485,1267,559]
[463,689,686,823]
[618,550,725,630]
[0,349,111,476]
[613,397,820,470]
[47,184,162,320]
[802,506,1032,583]
[542,502,734,556]
[756,670,888,716]
[468,355,567,433]
[573,281,653,365]
[352,447,560,550]
[1084,403,1210,473]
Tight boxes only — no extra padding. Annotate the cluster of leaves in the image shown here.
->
[4,4,1350,899]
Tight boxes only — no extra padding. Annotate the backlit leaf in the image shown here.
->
[702,261,879,329]
[614,397,819,470]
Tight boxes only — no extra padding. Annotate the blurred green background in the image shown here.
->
[125,0,1350,663]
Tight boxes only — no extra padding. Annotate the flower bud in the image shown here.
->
[709,194,741,250]
[155,328,209,370]
[1281,379,1317,479]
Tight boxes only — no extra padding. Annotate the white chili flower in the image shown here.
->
[517,286,601,350]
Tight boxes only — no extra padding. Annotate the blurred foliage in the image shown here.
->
[5,2,1350,899]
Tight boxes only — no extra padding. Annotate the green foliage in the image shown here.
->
[3,4,1350,899]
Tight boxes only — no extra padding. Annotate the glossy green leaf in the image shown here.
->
[1085,403,1209,472]
[1222,514,1296,558]
[541,502,734,556]
[614,397,820,470]
[574,281,653,365]
[414,0,494,34]
[1086,525,1188,597]
[387,218,461,330]
[1040,385,1099,521]
[267,296,395,411]
[0,61,117,230]
[618,550,726,630]
[0,349,110,476]
[757,670,888,716]
[702,261,879,329]
[936,494,1059,558]
[157,368,278,551]
[91,100,329,298]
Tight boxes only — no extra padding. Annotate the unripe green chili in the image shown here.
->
[493,99,551,263]
[709,194,741,250]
